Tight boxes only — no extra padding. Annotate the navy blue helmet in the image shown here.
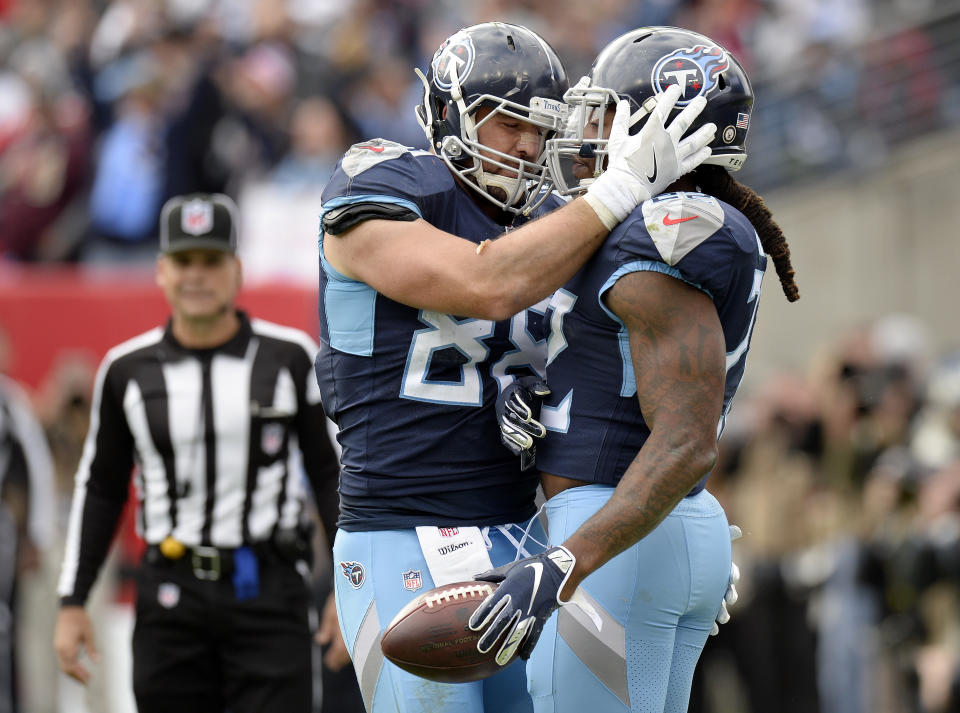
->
[415,22,569,214]
[547,26,754,195]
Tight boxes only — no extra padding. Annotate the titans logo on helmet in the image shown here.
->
[652,45,730,105]
[431,31,476,91]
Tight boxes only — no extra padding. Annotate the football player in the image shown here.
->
[470,27,801,713]
[316,21,717,713]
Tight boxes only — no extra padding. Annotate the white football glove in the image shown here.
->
[583,83,717,230]
[710,524,742,636]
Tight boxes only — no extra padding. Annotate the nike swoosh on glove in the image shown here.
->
[496,376,551,471]
[468,546,575,665]
[583,82,717,230]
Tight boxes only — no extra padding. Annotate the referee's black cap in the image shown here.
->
[159,193,239,254]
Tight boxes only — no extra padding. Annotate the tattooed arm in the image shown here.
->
[557,270,727,599]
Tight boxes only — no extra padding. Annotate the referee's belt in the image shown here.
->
[144,537,298,581]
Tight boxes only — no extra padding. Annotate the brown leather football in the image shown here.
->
[380,581,513,683]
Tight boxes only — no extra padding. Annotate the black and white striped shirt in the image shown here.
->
[58,312,340,606]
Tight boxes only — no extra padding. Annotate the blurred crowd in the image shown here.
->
[1,0,959,265]
[693,314,960,713]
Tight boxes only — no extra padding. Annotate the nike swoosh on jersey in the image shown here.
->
[357,144,385,153]
[524,562,543,615]
[646,153,658,183]
[663,214,698,226]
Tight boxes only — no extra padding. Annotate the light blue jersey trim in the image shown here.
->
[597,260,712,398]
[317,194,422,357]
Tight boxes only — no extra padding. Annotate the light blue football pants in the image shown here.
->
[528,486,731,713]
[333,521,547,713]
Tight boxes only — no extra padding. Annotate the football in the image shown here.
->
[381,580,514,683]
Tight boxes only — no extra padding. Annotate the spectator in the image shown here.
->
[0,81,91,262]
[84,51,166,263]
[269,95,348,188]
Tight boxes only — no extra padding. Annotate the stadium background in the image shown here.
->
[2,0,959,712]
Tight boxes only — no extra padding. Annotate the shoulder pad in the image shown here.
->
[640,192,725,266]
[341,139,431,177]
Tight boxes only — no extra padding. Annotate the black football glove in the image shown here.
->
[467,546,575,665]
[496,376,551,471]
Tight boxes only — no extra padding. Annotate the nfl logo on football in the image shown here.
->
[402,569,423,592]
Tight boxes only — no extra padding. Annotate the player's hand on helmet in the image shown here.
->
[710,524,742,636]
[583,82,717,230]
[497,376,551,471]
[468,546,576,664]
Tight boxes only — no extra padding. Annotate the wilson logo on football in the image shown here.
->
[652,45,729,105]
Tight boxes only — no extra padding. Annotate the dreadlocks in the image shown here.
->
[694,165,800,302]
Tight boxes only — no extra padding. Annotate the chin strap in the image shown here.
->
[478,172,526,207]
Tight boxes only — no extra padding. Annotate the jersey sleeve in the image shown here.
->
[601,192,761,305]
[57,355,136,606]
[319,140,454,229]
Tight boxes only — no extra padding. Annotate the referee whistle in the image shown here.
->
[159,535,186,560]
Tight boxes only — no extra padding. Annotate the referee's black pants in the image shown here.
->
[132,557,312,713]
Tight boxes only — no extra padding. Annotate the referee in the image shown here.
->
[53,193,341,713]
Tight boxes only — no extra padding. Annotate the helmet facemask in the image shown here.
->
[546,78,650,197]
[547,28,754,196]
[415,68,568,216]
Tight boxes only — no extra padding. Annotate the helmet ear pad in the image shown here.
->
[431,100,455,150]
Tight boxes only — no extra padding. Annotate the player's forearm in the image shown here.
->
[327,200,611,321]
[559,434,717,599]
[392,198,610,321]
[471,198,610,319]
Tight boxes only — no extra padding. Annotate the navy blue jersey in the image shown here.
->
[317,140,559,530]
[537,191,767,495]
